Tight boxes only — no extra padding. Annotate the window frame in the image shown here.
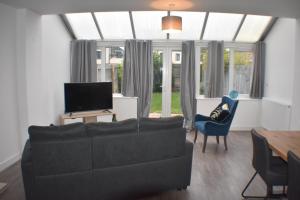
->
[97,40,254,98]
[195,42,254,99]
[97,41,125,93]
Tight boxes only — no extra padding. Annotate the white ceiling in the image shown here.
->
[0,0,299,18]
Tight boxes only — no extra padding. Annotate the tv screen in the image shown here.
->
[64,82,112,113]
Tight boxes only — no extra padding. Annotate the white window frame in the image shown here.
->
[97,41,125,89]
[97,40,254,100]
[195,42,254,99]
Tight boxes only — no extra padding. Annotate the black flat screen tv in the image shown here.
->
[64,82,112,113]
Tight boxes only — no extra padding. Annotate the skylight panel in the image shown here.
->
[94,12,133,39]
[132,11,168,39]
[170,11,206,40]
[66,13,100,40]
[203,13,244,41]
[235,15,272,42]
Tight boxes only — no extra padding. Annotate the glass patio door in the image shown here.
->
[150,47,182,118]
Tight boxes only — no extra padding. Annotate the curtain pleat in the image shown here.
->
[70,40,97,83]
[180,41,196,129]
[206,41,224,98]
[250,42,265,99]
[122,40,153,118]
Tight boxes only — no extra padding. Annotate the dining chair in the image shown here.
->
[241,129,288,199]
[287,151,300,200]
[194,96,238,153]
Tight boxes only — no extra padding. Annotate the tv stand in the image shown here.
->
[60,110,116,125]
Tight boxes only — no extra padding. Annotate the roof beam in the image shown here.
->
[200,12,209,40]
[233,14,247,41]
[91,12,104,40]
[259,17,278,41]
[129,11,136,39]
[60,14,76,40]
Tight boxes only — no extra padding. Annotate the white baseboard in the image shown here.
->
[230,126,263,131]
[0,153,20,173]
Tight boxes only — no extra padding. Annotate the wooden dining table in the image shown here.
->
[256,129,300,161]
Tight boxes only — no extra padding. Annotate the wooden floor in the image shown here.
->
[0,131,272,200]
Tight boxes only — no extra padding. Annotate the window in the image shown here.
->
[199,48,208,95]
[224,48,230,94]
[169,11,206,40]
[236,15,272,42]
[233,51,254,94]
[198,47,254,97]
[203,13,244,41]
[132,11,168,39]
[66,13,100,39]
[172,52,182,64]
[97,46,124,93]
[171,51,182,114]
[94,12,133,39]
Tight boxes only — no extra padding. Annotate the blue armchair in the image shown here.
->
[194,96,239,153]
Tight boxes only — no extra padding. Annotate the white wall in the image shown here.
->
[41,15,71,125]
[290,18,300,130]
[0,3,21,171]
[263,18,300,130]
[15,13,72,146]
[0,6,72,171]
[196,98,261,130]
[264,18,296,105]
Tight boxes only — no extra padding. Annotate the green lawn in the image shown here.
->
[151,92,182,114]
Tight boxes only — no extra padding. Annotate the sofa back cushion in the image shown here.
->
[86,119,138,169]
[139,116,184,131]
[91,117,186,169]
[86,119,138,136]
[29,123,92,176]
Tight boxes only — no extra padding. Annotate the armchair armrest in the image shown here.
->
[195,114,212,122]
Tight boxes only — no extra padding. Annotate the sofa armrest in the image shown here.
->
[21,140,35,200]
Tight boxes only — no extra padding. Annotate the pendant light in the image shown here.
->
[162,3,182,33]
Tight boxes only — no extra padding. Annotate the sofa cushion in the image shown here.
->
[92,127,186,169]
[86,119,138,136]
[139,116,183,131]
[29,123,86,141]
[28,123,92,176]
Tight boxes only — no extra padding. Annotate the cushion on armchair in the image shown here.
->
[210,103,230,122]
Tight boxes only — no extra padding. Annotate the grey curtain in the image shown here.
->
[206,41,224,98]
[122,40,153,118]
[70,40,97,83]
[181,41,196,129]
[250,42,265,99]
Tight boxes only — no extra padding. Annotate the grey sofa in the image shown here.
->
[21,116,193,200]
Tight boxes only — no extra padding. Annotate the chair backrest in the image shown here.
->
[222,96,238,114]
[220,96,239,128]
[251,129,271,179]
[288,151,300,200]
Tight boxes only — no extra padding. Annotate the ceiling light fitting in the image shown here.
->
[162,15,182,33]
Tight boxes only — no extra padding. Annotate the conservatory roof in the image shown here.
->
[65,11,273,43]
